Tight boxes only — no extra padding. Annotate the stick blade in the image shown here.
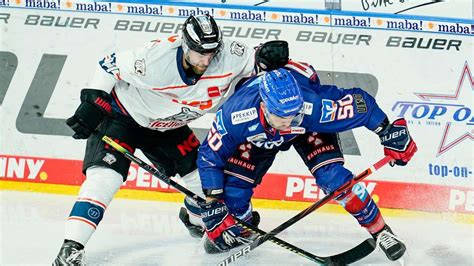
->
[326,238,376,265]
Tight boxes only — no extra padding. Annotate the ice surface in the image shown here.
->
[1,191,472,265]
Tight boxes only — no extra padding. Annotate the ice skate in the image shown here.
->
[372,225,406,261]
[53,240,85,266]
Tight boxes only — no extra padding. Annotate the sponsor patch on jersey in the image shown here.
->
[252,136,285,149]
[230,41,245,57]
[279,127,306,135]
[215,110,228,135]
[147,107,202,130]
[303,102,313,115]
[231,107,258,125]
[134,59,146,76]
[102,153,116,165]
[246,133,267,143]
[353,94,367,113]
[320,99,337,123]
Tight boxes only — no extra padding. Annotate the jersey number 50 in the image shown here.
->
[320,94,354,123]
[207,123,223,151]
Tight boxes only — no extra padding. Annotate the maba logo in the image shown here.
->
[392,61,473,156]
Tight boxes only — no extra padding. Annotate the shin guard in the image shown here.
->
[65,166,123,245]
[336,183,385,234]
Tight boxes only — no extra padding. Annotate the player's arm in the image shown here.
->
[66,43,153,139]
[197,109,240,196]
[197,109,250,251]
[65,52,123,139]
[311,85,417,166]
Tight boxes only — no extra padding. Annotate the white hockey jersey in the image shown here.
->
[90,36,256,131]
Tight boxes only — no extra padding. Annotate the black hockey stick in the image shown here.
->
[219,155,393,266]
[101,135,377,265]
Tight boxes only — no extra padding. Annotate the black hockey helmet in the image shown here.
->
[182,14,223,54]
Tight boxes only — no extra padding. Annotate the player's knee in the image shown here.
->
[224,186,253,219]
[314,163,353,194]
[80,166,123,205]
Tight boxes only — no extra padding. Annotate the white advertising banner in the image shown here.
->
[0,1,472,212]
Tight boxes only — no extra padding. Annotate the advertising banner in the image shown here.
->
[0,1,472,214]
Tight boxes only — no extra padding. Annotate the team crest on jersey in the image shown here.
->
[148,107,202,129]
[102,153,116,165]
[231,107,258,125]
[230,41,245,57]
[134,59,146,76]
[215,110,228,136]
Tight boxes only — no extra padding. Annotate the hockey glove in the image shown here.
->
[199,200,252,252]
[66,89,112,139]
[377,118,417,166]
[255,40,289,71]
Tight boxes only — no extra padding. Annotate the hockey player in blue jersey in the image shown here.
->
[182,64,417,261]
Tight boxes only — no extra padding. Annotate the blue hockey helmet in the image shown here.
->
[259,68,304,125]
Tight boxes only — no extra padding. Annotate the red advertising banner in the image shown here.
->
[1,155,472,213]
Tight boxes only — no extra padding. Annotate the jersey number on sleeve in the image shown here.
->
[320,94,354,123]
[207,123,223,151]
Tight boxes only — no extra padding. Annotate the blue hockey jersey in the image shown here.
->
[198,62,387,190]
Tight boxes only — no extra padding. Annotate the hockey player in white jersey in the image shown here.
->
[53,14,289,265]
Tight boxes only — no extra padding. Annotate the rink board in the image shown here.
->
[0,1,473,215]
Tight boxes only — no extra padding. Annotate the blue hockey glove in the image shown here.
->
[199,200,252,252]
[377,118,417,166]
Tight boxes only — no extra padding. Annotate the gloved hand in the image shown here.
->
[199,199,252,252]
[377,118,417,166]
[255,40,289,71]
[66,89,112,139]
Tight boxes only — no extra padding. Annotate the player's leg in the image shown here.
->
[201,143,279,253]
[293,132,406,261]
[140,127,205,238]
[54,116,138,265]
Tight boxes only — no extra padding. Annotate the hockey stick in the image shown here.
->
[219,155,393,266]
[101,135,377,264]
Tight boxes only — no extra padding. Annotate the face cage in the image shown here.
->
[263,105,305,128]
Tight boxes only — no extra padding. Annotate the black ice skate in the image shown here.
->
[53,240,85,266]
[204,211,260,254]
[372,225,406,261]
[179,207,205,238]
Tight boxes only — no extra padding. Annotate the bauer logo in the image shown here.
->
[391,61,473,156]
